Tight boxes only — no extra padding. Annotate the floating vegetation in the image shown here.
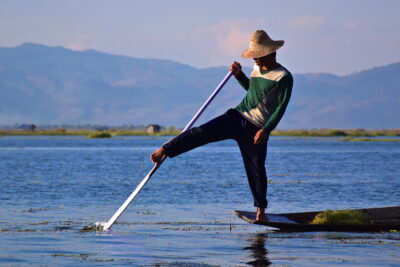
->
[340,137,400,142]
[267,179,302,184]
[80,222,107,232]
[146,221,200,225]
[51,253,115,262]
[136,210,156,215]
[27,221,49,225]
[272,129,400,137]
[16,229,36,232]
[161,225,236,232]
[23,208,51,213]
[80,225,100,232]
[54,226,72,231]
[329,239,396,246]
[51,253,94,259]
[310,210,370,225]
[87,131,112,138]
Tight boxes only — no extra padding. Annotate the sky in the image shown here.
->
[0,0,399,75]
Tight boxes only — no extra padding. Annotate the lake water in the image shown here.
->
[0,135,399,266]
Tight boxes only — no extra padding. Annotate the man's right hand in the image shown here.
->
[230,61,242,76]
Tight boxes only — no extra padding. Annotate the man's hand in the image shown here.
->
[150,147,165,166]
[230,61,242,76]
[254,129,268,144]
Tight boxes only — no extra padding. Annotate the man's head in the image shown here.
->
[242,30,284,59]
[253,52,277,68]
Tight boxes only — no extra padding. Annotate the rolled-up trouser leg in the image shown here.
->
[162,112,234,158]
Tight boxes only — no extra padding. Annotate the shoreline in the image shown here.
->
[1,128,400,138]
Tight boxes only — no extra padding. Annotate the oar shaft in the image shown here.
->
[103,71,233,230]
[182,71,233,132]
[102,156,166,230]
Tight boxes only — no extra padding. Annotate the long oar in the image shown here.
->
[99,71,233,231]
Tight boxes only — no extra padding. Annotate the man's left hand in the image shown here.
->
[254,129,268,144]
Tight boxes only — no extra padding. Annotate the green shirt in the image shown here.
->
[235,64,293,133]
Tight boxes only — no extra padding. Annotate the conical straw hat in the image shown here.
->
[242,30,284,58]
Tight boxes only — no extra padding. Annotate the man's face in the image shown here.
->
[253,55,269,67]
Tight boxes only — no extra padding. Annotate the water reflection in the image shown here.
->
[244,233,270,266]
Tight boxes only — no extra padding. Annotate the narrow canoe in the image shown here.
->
[235,206,400,232]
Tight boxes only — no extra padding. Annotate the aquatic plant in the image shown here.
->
[310,210,370,225]
[114,128,181,136]
[87,132,112,138]
[272,128,400,137]
[326,129,347,136]
[80,224,103,232]
[340,138,400,142]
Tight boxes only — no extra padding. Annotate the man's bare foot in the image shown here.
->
[256,207,268,222]
[150,147,165,165]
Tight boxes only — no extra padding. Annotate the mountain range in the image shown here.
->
[0,43,399,129]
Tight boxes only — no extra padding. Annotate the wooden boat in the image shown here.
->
[235,206,400,232]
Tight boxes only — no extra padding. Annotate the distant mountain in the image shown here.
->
[0,43,399,129]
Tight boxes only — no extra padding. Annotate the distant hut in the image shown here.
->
[146,124,161,134]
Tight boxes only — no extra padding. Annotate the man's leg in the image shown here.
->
[235,119,268,221]
[151,111,235,163]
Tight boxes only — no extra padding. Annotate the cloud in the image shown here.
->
[343,20,368,32]
[214,25,249,57]
[112,79,137,87]
[196,19,268,65]
[286,16,326,32]
[343,20,361,30]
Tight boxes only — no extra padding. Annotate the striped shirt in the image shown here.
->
[235,64,293,133]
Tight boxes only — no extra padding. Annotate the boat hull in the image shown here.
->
[235,206,400,232]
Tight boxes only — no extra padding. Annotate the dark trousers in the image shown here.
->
[163,109,268,208]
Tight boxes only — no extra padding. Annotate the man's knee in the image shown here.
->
[189,126,204,135]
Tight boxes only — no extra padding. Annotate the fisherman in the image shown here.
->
[151,30,293,221]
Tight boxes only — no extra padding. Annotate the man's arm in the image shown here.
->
[254,75,293,144]
[262,75,293,134]
[230,61,249,90]
[235,72,250,90]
